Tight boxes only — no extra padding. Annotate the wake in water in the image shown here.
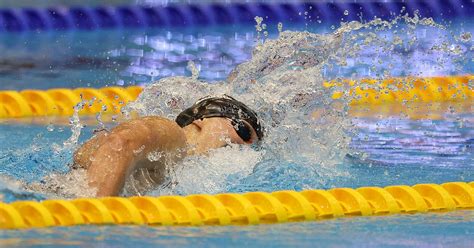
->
[1,11,469,199]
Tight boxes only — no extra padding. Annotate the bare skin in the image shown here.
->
[73,116,257,197]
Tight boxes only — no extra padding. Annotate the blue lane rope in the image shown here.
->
[0,1,473,32]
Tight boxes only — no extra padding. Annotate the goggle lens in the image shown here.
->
[230,119,252,142]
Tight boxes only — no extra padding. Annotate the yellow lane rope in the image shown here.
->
[1,181,473,229]
[325,75,474,104]
[0,76,472,118]
[0,86,143,118]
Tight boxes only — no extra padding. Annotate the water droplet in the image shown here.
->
[147,151,164,162]
[187,60,200,79]
[47,124,55,132]
[459,32,472,42]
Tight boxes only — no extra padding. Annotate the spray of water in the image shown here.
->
[5,12,468,198]
[120,13,461,196]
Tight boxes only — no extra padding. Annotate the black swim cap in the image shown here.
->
[175,95,264,141]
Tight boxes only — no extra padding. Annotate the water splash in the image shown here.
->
[254,16,264,44]
[3,12,470,199]
[187,60,200,80]
[51,102,85,154]
[123,31,352,195]
[121,13,466,195]
[27,168,96,198]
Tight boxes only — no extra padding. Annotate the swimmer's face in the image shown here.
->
[182,117,258,155]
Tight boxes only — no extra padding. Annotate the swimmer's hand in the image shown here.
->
[73,117,187,197]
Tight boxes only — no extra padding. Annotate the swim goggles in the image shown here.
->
[175,95,264,142]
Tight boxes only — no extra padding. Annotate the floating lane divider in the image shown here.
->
[0,76,472,118]
[1,181,473,229]
[325,75,474,105]
[1,1,472,32]
[0,86,143,118]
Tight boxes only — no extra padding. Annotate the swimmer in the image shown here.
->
[73,95,264,197]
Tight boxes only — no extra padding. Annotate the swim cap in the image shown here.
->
[175,95,264,141]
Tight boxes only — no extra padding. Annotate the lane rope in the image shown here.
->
[0,76,473,118]
[1,181,473,229]
[1,1,471,32]
[0,86,142,118]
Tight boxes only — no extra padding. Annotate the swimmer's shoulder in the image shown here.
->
[119,116,181,130]
[125,116,187,148]
[133,116,184,131]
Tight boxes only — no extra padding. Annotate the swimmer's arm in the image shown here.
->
[73,117,187,197]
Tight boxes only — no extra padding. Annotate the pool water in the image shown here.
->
[1,12,474,248]
[1,211,473,247]
[1,19,473,90]
[1,109,473,200]
[1,107,473,247]
[0,24,278,90]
